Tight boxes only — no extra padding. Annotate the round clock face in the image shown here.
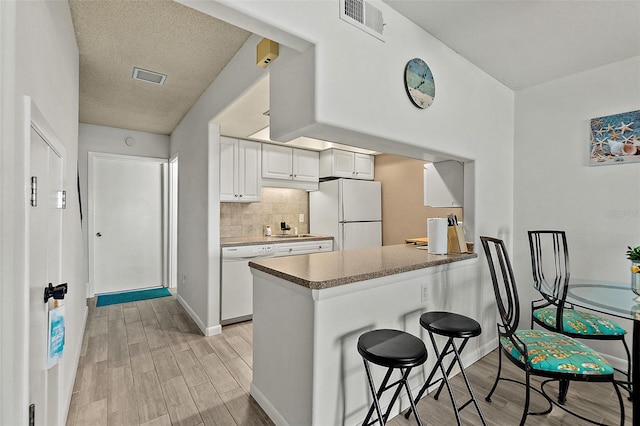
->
[404,58,435,109]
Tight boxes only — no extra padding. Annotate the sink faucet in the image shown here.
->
[280,221,291,233]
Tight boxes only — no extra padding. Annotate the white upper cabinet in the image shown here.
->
[319,149,374,180]
[292,148,320,182]
[262,144,319,183]
[423,160,464,207]
[220,137,261,203]
[353,152,374,180]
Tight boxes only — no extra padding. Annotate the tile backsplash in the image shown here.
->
[220,187,310,238]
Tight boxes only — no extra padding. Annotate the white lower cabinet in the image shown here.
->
[274,240,333,257]
[220,137,261,202]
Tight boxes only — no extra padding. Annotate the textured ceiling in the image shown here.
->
[69,0,251,135]
[69,1,640,137]
[384,0,640,90]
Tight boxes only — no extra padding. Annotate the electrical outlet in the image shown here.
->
[421,283,429,302]
[299,213,304,223]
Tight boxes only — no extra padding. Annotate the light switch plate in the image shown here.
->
[299,213,304,223]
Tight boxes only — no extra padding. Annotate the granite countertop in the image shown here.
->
[220,234,334,247]
[249,244,477,290]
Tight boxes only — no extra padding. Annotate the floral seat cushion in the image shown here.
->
[533,307,626,336]
[500,329,614,376]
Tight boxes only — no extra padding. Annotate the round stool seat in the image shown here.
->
[358,329,427,369]
[420,311,482,339]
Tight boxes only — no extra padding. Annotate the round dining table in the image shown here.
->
[545,279,640,425]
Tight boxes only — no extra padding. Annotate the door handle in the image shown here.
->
[44,283,68,303]
[96,232,102,237]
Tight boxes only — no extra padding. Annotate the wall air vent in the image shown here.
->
[340,0,385,42]
[132,67,166,85]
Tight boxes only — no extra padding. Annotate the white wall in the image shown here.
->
[514,56,640,363]
[176,1,514,336]
[77,123,170,287]
[170,34,276,335]
[1,1,82,424]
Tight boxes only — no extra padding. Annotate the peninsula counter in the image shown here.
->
[249,244,495,426]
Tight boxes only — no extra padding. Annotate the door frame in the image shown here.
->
[87,152,168,297]
[168,153,179,289]
[0,2,21,424]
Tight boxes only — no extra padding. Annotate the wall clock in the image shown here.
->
[404,58,435,109]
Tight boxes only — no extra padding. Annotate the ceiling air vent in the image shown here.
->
[132,67,166,85]
[340,0,385,41]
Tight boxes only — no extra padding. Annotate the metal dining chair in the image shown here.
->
[481,236,625,426]
[528,230,631,400]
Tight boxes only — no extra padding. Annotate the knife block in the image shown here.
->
[447,225,467,253]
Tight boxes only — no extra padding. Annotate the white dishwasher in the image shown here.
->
[221,244,274,325]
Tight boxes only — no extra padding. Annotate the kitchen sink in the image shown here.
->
[272,234,316,238]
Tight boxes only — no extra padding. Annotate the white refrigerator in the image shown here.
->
[310,179,382,250]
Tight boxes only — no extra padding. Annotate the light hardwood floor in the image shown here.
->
[68,293,631,425]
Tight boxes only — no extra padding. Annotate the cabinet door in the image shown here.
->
[262,144,293,180]
[274,240,333,257]
[220,137,237,202]
[353,153,374,180]
[238,140,262,202]
[424,160,464,207]
[292,148,319,182]
[331,149,355,178]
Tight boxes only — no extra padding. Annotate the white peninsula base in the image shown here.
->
[249,246,495,426]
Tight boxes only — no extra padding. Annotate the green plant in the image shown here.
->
[626,245,640,262]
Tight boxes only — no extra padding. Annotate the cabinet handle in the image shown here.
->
[234,194,238,197]
[239,194,243,198]
[293,174,297,178]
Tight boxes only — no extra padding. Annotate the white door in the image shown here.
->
[340,222,382,250]
[340,179,382,222]
[89,153,167,295]
[29,126,63,425]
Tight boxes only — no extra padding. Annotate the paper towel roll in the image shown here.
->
[427,218,448,254]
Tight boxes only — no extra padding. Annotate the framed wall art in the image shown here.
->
[590,109,640,166]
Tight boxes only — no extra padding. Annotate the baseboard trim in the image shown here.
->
[175,294,221,336]
[251,382,289,426]
[63,304,88,425]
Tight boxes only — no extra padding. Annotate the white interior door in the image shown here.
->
[29,125,63,425]
[89,153,167,295]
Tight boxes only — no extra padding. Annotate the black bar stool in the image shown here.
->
[358,329,428,425]
[405,311,487,425]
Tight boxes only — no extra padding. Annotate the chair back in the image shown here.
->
[528,230,570,302]
[480,236,520,339]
